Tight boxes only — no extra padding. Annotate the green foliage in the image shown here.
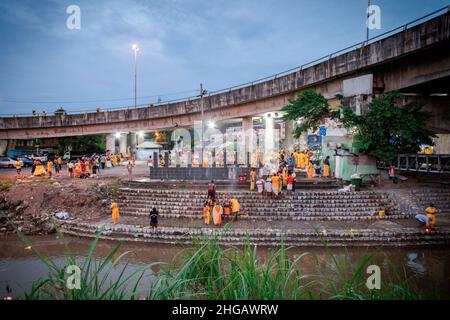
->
[282,90,339,138]
[341,92,436,164]
[58,134,106,154]
[54,108,66,115]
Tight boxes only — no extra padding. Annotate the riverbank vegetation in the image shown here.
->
[19,228,437,300]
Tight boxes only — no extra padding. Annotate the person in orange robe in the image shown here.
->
[111,202,120,224]
[203,202,212,225]
[425,203,437,232]
[306,161,314,179]
[323,156,330,178]
[212,203,223,226]
[271,173,280,198]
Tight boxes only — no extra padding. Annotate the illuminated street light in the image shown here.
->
[208,121,215,129]
[115,132,121,139]
[132,44,140,109]
[138,131,144,137]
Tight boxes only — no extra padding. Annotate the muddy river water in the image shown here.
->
[1,234,450,299]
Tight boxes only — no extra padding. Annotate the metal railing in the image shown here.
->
[397,154,450,173]
[1,5,448,118]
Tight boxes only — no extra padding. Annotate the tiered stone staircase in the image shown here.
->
[58,186,450,246]
[116,188,406,221]
[60,220,450,247]
[411,188,450,213]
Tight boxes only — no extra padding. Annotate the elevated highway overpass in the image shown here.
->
[0,8,449,155]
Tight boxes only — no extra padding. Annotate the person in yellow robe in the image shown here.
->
[15,159,22,176]
[75,161,82,177]
[306,161,314,179]
[323,156,330,178]
[47,160,53,178]
[294,150,301,168]
[282,166,288,187]
[85,160,90,173]
[203,202,211,225]
[271,174,280,198]
[112,154,118,167]
[425,204,437,231]
[111,202,120,224]
[250,168,256,191]
[212,203,223,226]
[57,156,63,171]
[298,152,306,169]
[34,161,46,176]
[230,197,240,220]
[278,172,283,193]
[119,153,124,166]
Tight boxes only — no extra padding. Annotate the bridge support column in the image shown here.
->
[119,134,127,155]
[264,116,275,164]
[106,133,116,154]
[128,132,137,158]
[242,117,254,166]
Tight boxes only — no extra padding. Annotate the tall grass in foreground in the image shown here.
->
[18,227,437,300]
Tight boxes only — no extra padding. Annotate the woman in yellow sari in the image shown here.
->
[323,156,330,178]
[250,168,256,191]
[119,153,124,166]
[34,161,46,176]
[306,161,314,179]
[111,202,120,224]
[212,203,223,226]
[112,154,118,167]
[282,166,288,187]
[203,202,211,225]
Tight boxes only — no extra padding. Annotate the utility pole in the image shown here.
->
[200,83,205,166]
[132,44,139,108]
[366,0,371,44]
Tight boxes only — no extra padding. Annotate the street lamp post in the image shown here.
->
[199,83,207,166]
[132,44,139,108]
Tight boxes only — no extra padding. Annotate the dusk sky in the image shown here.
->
[0,0,448,115]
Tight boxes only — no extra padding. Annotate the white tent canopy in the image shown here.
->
[136,141,163,149]
[135,141,163,160]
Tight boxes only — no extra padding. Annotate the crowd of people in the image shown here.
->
[14,152,137,179]
[202,180,242,227]
[248,149,331,197]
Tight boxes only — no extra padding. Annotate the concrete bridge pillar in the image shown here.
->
[119,133,127,155]
[242,117,254,166]
[128,132,137,158]
[264,116,275,163]
[106,133,116,154]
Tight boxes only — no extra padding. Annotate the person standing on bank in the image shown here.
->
[127,161,133,181]
[150,207,159,231]
[323,156,330,178]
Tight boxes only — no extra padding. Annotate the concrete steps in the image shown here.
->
[115,188,405,221]
[59,220,450,247]
[412,189,450,212]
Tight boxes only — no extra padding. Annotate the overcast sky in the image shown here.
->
[0,0,447,115]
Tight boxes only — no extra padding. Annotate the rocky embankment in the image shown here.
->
[0,178,120,235]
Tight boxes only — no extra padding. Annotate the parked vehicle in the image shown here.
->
[63,151,83,161]
[0,157,19,168]
[31,154,48,162]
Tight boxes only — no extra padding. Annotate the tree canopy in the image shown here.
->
[282,90,339,137]
[341,92,435,164]
[58,134,106,154]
